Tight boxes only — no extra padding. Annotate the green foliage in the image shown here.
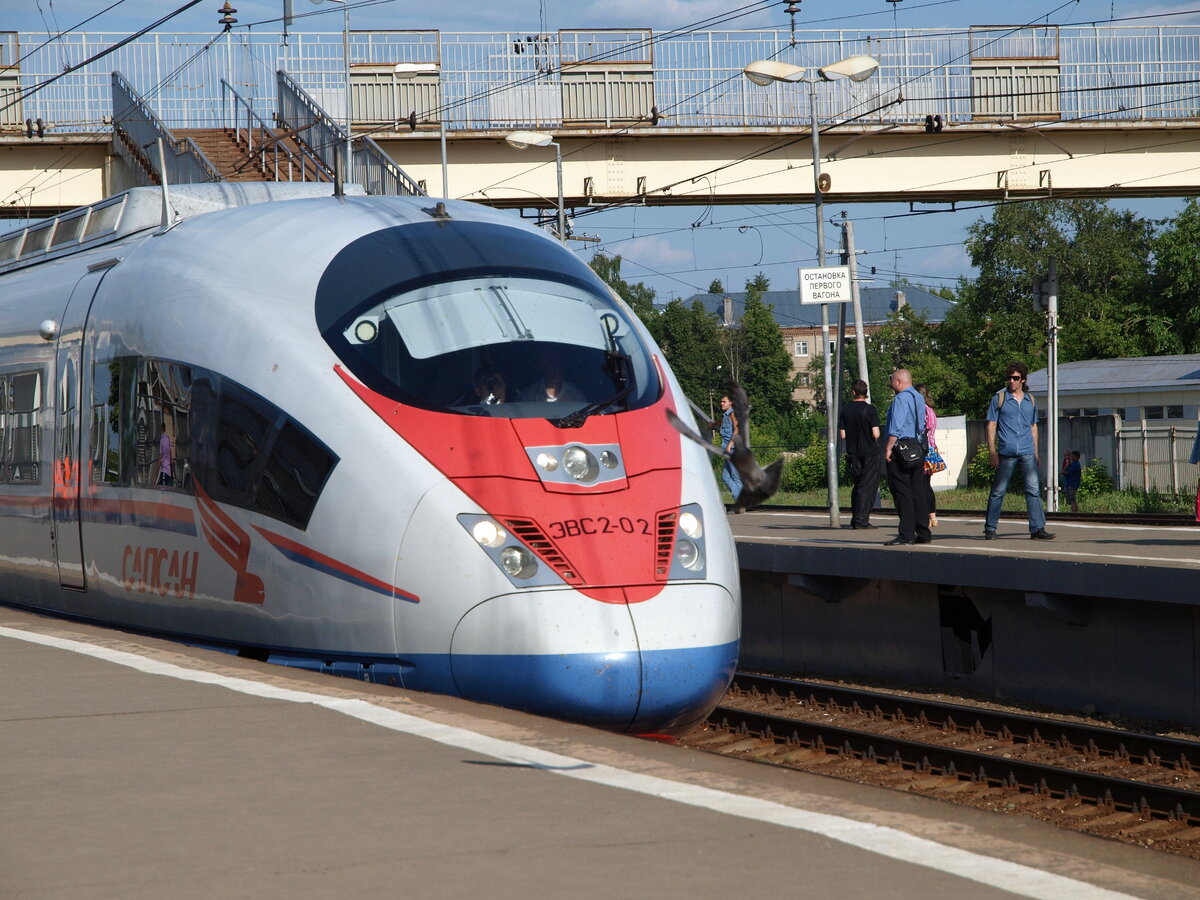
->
[707,278,725,294]
[588,253,658,329]
[1078,460,1114,495]
[1150,198,1200,353]
[738,293,795,417]
[654,299,723,406]
[935,199,1163,416]
[779,435,830,492]
[966,443,994,487]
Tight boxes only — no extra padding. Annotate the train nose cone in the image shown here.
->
[449,590,643,729]
[449,584,739,733]
[623,583,739,734]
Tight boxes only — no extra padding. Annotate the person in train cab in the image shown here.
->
[984,361,1054,540]
[883,369,931,546]
[157,424,173,487]
[520,348,584,403]
[1060,450,1082,514]
[837,378,881,529]
[472,367,507,406]
[717,391,743,505]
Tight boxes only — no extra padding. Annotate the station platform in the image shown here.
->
[729,510,1200,727]
[730,509,1200,606]
[2,606,1198,899]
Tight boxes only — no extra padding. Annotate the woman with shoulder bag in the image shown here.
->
[916,384,945,528]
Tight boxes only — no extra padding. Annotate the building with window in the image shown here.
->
[683,286,954,402]
[1025,355,1200,424]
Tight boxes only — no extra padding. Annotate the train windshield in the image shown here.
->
[336,275,656,420]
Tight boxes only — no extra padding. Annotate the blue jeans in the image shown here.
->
[986,453,1046,533]
[722,459,743,500]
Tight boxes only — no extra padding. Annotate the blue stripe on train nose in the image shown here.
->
[449,642,738,733]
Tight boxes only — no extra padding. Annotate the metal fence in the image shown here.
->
[2,24,1200,136]
[1118,422,1199,494]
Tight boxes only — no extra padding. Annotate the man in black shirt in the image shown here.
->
[838,379,882,529]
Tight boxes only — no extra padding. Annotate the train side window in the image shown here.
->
[211,382,275,505]
[92,361,124,484]
[254,420,336,529]
[133,359,190,490]
[6,371,42,483]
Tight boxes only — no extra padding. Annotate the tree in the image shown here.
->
[588,253,658,331]
[707,278,725,294]
[936,199,1161,415]
[734,274,795,418]
[654,299,722,406]
[1151,198,1200,352]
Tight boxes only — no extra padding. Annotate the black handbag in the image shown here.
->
[893,437,926,468]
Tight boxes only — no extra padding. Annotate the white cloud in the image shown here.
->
[1122,3,1200,24]
[618,234,694,270]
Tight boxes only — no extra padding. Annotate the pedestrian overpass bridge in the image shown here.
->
[2,23,1199,221]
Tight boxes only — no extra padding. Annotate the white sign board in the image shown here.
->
[798,265,852,304]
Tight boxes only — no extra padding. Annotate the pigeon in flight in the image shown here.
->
[666,383,782,512]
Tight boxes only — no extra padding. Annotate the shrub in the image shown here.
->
[780,438,830,492]
[1079,460,1114,495]
[966,443,993,487]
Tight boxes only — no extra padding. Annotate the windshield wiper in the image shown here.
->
[551,350,632,428]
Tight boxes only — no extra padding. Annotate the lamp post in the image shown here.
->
[394,62,448,198]
[310,0,352,179]
[505,130,565,243]
[743,55,879,527]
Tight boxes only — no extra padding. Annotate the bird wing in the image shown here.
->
[666,408,728,459]
[728,382,752,450]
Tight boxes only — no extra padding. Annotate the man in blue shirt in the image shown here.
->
[984,361,1055,540]
[883,368,931,545]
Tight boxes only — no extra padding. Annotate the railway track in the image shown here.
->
[684,673,1200,853]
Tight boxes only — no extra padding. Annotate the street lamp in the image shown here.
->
[743,54,879,527]
[505,130,566,243]
[310,0,352,181]
[394,62,448,198]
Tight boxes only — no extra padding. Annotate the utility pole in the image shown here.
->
[1034,257,1060,511]
[838,213,871,401]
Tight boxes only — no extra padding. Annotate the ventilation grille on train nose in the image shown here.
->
[655,509,678,580]
[500,517,582,585]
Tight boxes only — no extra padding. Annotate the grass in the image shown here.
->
[721,485,1196,515]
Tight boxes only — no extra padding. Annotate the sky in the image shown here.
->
[3,0,1198,301]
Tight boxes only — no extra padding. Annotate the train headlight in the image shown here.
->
[499,546,537,579]
[562,446,598,483]
[535,452,559,472]
[676,539,703,571]
[471,520,507,548]
[678,511,703,539]
[599,450,619,470]
[665,504,707,580]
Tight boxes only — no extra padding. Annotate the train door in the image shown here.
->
[53,261,113,589]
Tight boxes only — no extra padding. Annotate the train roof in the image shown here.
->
[0,182,368,276]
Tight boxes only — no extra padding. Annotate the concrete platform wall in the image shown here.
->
[740,569,1200,727]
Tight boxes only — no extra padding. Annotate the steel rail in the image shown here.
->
[709,704,1200,823]
[730,673,1200,769]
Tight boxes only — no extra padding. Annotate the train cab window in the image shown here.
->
[331,278,658,420]
[93,357,336,529]
[4,371,43,483]
[318,220,661,422]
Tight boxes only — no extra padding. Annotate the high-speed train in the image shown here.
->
[0,182,739,732]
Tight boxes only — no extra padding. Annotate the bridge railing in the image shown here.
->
[221,78,326,183]
[5,26,1200,137]
[276,70,423,196]
[110,71,221,186]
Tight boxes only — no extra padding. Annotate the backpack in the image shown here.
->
[996,389,1035,411]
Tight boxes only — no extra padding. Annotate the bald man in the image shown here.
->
[883,368,931,546]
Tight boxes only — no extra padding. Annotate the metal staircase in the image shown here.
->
[110,70,423,196]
